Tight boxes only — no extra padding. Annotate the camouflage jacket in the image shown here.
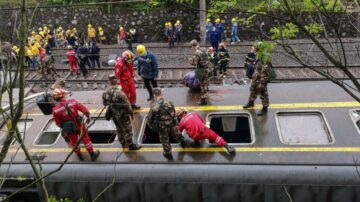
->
[102,86,133,115]
[252,60,270,86]
[189,47,211,69]
[147,98,178,131]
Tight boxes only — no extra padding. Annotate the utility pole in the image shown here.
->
[199,0,206,43]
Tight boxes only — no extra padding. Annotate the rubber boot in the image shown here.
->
[163,151,173,160]
[257,106,268,116]
[224,144,235,154]
[243,102,254,109]
[132,104,141,110]
[90,150,100,161]
[77,153,84,161]
[198,98,207,106]
[129,143,142,150]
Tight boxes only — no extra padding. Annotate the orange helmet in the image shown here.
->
[122,50,134,61]
[51,88,65,99]
[176,108,187,117]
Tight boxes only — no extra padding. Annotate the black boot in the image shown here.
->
[132,104,141,110]
[257,106,268,116]
[147,96,154,101]
[163,151,173,159]
[243,102,254,109]
[77,153,84,161]
[128,143,142,150]
[224,144,235,154]
[90,150,100,161]
[180,139,187,148]
[198,98,207,106]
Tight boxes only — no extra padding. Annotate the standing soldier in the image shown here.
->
[217,42,230,78]
[66,45,79,75]
[147,88,186,159]
[136,44,159,101]
[52,88,100,161]
[243,42,272,116]
[102,75,142,150]
[189,40,211,105]
[114,50,141,109]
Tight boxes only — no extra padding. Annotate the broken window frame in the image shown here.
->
[0,119,34,147]
[205,112,255,145]
[33,118,61,147]
[275,110,335,145]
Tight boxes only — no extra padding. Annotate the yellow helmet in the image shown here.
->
[207,18,211,23]
[73,27,77,31]
[31,31,36,35]
[38,27,43,31]
[58,26,63,30]
[12,46,18,50]
[176,20,180,24]
[39,31,45,37]
[232,18,236,22]
[136,45,146,56]
[98,27,103,30]
[88,24,92,28]
[215,18,221,23]
[44,26,48,30]
[66,29,72,35]
[168,22,172,26]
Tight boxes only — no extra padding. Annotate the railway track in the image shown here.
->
[25,66,360,91]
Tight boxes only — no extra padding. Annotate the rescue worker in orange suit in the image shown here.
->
[114,50,141,110]
[52,89,100,161]
[66,45,79,75]
[176,108,235,154]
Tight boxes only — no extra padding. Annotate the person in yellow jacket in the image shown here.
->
[25,46,33,68]
[87,24,96,42]
[98,27,106,44]
[30,42,40,69]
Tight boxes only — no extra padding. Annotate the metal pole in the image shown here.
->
[199,0,206,43]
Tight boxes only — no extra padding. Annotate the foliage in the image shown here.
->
[304,23,324,35]
[270,22,299,39]
[48,196,85,202]
[255,41,275,64]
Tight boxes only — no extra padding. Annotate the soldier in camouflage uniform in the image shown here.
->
[189,40,212,105]
[243,60,270,116]
[147,87,186,159]
[102,74,142,150]
[39,55,58,79]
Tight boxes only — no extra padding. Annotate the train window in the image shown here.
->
[34,120,61,146]
[276,111,334,145]
[138,116,178,145]
[349,109,360,133]
[87,119,116,144]
[0,119,33,146]
[207,113,254,144]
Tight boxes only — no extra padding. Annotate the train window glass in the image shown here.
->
[349,109,360,133]
[87,119,116,144]
[276,111,333,145]
[138,116,178,145]
[0,119,33,146]
[34,120,60,146]
[207,113,254,144]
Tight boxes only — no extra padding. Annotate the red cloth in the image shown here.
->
[114,58,136,104]
[178,112,227,146]
[52,99,93,154]
[39,49,47,61]
[66,50,77,62]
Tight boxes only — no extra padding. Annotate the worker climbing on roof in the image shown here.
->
[98,26,106,44]
[147,87,186,159]
[52,88,100,161]
[189,39,211,105]
[66,45,79,75]
[243,41,273,116]
[176,108,235,154]
[102,75,142,151]
[114,50,141,110]
[136,44,159,101]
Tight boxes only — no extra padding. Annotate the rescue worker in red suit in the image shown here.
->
[176,108,235,154]
[114,50,141,109]
[66,45,79,75]
[52,89,100,161]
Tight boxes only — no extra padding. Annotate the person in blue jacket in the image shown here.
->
[215,18,223,41]
[205,18,213,43]
[209,27,220,52]
[231,18,240,44]
[136,44,159,101]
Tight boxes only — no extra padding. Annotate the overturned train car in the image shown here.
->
[1,81,360,202]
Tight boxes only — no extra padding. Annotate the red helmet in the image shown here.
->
[122,50,134,61]
[176,108,187,117]
[51,88,65,99]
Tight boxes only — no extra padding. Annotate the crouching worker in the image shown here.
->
[176,108,235,154]
[52,89,100,161]
[102,74,142,150]
[147,87,186,159]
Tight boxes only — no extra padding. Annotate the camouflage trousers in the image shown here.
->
[158,125,184,153]
[248,83,269,107]
[112,113,134,147]
[199,72,211,100]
